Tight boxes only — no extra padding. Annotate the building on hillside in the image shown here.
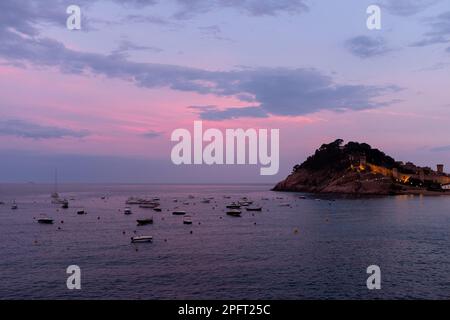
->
[437,164,444,174]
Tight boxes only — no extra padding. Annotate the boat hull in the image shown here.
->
[131,236,153,243]
[137,219,153,226]
[38,219,54,224]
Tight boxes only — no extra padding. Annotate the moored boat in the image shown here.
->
[172,210,186,215]
[226,202,241,209]
[183,215,193,224]
[139,202,159,209]
[124,207,132,215]
[126,197,155,205]
[131,235,153,243]
[38,218,54,224]
[137,218,153,226]
[61,199,69,209]
[226,209,241,217]
[246,207,262,211]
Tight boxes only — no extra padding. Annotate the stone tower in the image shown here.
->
[360,155,367,167]
[419,169,425,181]
[392,168,398,179]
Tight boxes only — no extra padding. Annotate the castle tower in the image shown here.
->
[419,170,425,182]
[437,164,444,174]
[360,155,367,166]
[392,168,398,179]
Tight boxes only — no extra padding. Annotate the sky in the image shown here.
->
[0,0,449,183]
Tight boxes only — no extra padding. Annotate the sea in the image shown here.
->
[0,183,449,299]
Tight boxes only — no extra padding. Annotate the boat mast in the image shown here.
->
[53,168,59,197]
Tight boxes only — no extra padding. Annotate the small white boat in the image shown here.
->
[51,197,66,205]
[131,236,153,243]
[11,201,18,210]
[246,206,262,211]
[126,197,154,205]
[172,210,186,215]
[139,203,159,209]
[124,207,132,215]
[226,202,241,209]
[183,215,193,224]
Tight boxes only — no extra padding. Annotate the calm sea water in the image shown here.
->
[0,183,449,299]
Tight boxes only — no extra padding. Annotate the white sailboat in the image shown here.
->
[50,169,68,205]
[51,169,60,202]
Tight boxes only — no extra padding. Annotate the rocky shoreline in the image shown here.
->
[273,140,450,196]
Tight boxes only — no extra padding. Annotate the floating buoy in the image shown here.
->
[294,228,299,234]
[190,230,193,234]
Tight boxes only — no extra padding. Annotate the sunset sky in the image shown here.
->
[1,0,449,183]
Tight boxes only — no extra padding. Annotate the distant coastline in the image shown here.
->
[273,140,450,196]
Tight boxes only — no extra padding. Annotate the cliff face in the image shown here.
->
[273,139,445,195]
[273,167,399,195]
